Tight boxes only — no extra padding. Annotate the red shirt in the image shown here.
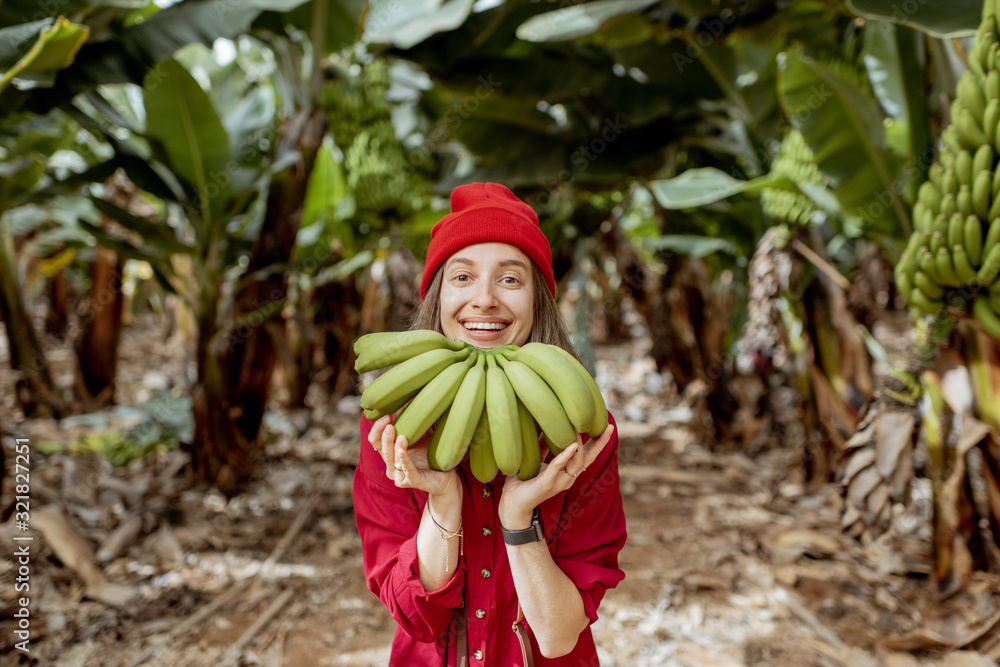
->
[353,412,626,666]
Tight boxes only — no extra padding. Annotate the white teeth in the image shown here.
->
[464,322,506,331]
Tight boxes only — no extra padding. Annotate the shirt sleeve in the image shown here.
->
[353,415,467,642]
[543,411,627,623]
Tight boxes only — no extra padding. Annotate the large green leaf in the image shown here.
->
[0,20,52,71]
[2,0,309,116]
[364,0,476,49]
[777,49,909,236]
[89,196,194,256]
[648,167,784,209]
[281,0,367,55]
[640,234,735,259]
[515,0,658,42]
[0,17,90,94]
[143,58,231,224]
[846,0,982,37]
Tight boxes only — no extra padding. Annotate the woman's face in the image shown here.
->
[438,242,535,348]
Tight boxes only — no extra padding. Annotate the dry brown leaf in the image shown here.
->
[846,465,882,510]
[841,446,876,482]
[865,484,891,524]
[32,505,135,607]
[875,411,915,480]
[878,627,955,651]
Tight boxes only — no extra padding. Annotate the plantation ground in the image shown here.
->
[1,316,998,667]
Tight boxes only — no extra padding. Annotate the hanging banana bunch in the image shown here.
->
[355,332,608,482]
[894,7,1000,341]
[760,129,827,226]
[321,58,428,224]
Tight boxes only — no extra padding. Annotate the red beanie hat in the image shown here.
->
[420,183,555,300]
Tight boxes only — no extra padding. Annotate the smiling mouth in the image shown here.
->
[463,322,508,332]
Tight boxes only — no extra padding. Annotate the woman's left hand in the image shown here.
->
[498,423,615,530]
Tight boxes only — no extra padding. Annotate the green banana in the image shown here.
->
[913,270,944,300]
[516,399,542,480]
[503,343,596,435]
[959,72,986,124]
[469,409,498,483]
[973,295,1000,340]
[895,259,914,300]
[977,243,1000,285]
[943,169,960,197]
[989,65,1000,102]
[985,99,1000,145]
[931,229,947,255]
[546,344,610,437]
[985,218,1000,257]
[956,150,973,187]
[919,249,942,284]
[943,125,962,155]
[495,355,578,455]
[957,108,989,149]
[427,407,449,470]
[948,212,966,250]
[973,143,994,176]
[965,215,985,267]
[957,185,973,217]
[929,163,946,190]
[360,346,471,411]
[909,287,943,316]
[364,387,420,421]
[952,245,978,284]
[485,354,523,476]
[973,170,992,220]
[354,330,467,373]
[935,246,962,286]
[393,353,476,446]
[429,351,487,471]
[941,193,958,219]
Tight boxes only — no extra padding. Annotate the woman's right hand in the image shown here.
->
[368,415,460,497]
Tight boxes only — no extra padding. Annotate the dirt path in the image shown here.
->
[2,323,998,666]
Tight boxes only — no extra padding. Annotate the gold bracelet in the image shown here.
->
[428,508,463,572]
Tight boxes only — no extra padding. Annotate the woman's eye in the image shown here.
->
[502,275,520,285]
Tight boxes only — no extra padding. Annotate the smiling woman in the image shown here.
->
[352,182,627,666]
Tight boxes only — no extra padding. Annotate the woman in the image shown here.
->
[353,182,627,665]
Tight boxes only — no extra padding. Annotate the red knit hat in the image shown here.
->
[420,183,555,300]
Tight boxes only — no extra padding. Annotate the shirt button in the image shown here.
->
[474,649,483,660]
[476,608,486,619]
[481,568,491,578]
[482,526,491,536]
[481,487,491,499]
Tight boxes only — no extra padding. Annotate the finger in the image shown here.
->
[544,442,581,481]
[382,423,399,477]
[368,415,391,449]
[582,424,615,469]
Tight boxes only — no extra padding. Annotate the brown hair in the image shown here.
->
[408,264,579,359]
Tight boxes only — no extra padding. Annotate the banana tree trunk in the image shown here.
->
[0,224,60,418]
[187,109,326,495]
[74,243,125,407]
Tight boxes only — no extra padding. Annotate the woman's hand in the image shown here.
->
[498,423,615,530]
[368,415,460,497]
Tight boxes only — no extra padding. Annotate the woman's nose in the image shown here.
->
[472,281,497,309]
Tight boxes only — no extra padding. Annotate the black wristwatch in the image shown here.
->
[501,508,544,546]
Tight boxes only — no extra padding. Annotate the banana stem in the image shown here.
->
[969,329,1000,431]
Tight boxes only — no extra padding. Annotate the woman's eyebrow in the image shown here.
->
[445,257,529,270]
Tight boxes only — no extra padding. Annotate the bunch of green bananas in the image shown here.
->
[760,129,825,226]
[355,331,608,482]
[894,2,1000,340]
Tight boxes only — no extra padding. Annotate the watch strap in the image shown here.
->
[501,508,543,545]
